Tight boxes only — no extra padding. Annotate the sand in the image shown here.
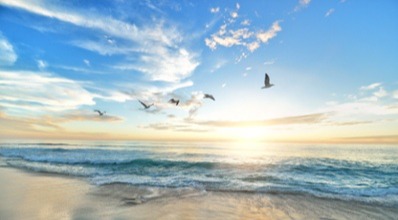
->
[0,166,397,220]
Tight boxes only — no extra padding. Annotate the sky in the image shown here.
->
[0,0,397,143]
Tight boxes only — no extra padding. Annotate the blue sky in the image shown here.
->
[0,0,398,143]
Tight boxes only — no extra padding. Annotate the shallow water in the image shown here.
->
[1,141,397,207]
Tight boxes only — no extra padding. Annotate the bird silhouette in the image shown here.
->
[94,109,106,116]
[139,100,154,109]
[204,94,215,101]
[261,73,274,89]
[169,98,180,106]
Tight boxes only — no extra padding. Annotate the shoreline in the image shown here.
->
[1,166,397,219]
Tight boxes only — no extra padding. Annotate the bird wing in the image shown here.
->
[265,73,270,85]
[139,100,148,108]
[94,109,100,114]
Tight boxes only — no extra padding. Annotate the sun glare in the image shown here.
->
[228,127,266,141]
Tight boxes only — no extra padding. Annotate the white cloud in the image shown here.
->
[0,70,136,112]
[0,70,95,111]
[205,38,217,50]
[210,60,228,73]
[264,58,277,65]
[373,87,388,98]
[360,82,381,90]
[323,84,398,118]
[183,91,204,119]
[241,19,250,26]
[0,0,144,43]
[83,59,90,66]
[210,7,220,13]
[295,0,311,11]
[246,41,260,52]
[393,90,398,99]
[54,65,106,74]
[230,11,238,18]
[256,21,282,43]
[113,48,199,83]
[37,59,47,70]
[0,33,17,66]
[205,20,282,53]
[222,83,227,88]
[325,8,335,17]
[1,0,198,83]
[236,3,240,10]
[71,40,139,56]
[117,80,194,108]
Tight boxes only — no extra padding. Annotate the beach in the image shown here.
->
[1,165,397,220]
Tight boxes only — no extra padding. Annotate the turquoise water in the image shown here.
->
[0,142,397,206]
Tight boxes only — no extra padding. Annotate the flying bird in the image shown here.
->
[169,98,180,106]
[139,100,154,109]
[204,94,215,101]
[94,109,106,116]
[261,73,274,89]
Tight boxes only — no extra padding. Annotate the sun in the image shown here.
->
[227,127,266,141]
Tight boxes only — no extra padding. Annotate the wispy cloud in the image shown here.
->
[54,65,107,75]
[264,58,277,65]
[0,70,95,111]
[140,122,210,133]
[230,11,238,18]
[0,70,133,112]
[325,8,335,17]
[0,32,17,66]
[334,135,398,144]
[210,59,228,73]
[180,91,205,119]
[323,83,398,117]
[37,59,47,70]
[241,19,250,26]
[205,20,282,52]
[256,21,282,44]
[0,110,122,139]
[191,113,329,128]
[393,90,398,99]
[61,110,123,122]
[113,48,199,83]
[294,0,311,11]
[326,120,373,126]
[373,87,388,98]
[70,40,139,56]
[1,0,199,83]
[83,59,90,66]
[210,7,220,13]
[360,82,381,90]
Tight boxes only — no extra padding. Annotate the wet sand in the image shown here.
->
[0,166,397,220]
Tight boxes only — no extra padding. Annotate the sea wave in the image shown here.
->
[1,145,398,206]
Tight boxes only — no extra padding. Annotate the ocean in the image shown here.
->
[0,142,397,208]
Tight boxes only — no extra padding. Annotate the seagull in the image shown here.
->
[204,94,215,101]
[261,73,274,89]
[94,109,106,116]
[168,98,180,106]
[139,100,154,109]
